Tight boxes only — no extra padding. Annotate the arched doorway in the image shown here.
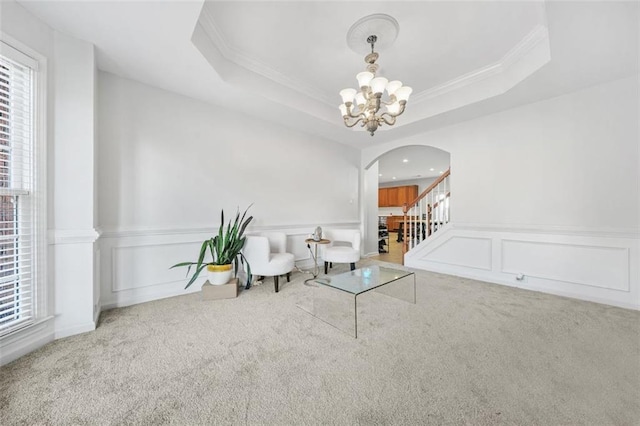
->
[365,145,451,265]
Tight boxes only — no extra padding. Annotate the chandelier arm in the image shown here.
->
[379,96,397,107]
[345,104,365,119]
[344,117,364,128]
[387,102,407,118]
[379,114,397,126]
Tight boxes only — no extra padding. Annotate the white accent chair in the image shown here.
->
[242,232,295,293]
[321,229,361,274]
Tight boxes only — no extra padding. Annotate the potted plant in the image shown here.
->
[171,206,253,289]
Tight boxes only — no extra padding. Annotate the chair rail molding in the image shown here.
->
[99,222,360,239]
[48,228,101,245]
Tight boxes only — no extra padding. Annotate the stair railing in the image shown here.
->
[402,168,451,255]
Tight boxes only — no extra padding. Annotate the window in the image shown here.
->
[0,41,40,337]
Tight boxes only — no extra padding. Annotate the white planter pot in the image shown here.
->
[207,264,233,285]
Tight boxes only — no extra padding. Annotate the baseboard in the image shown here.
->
[102,283,202,310]
[93,303,101,325]
[409,261,639,311]
[54,321,96,339]
[0,317,55,366]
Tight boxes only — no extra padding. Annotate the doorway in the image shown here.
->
[372,145,450,265]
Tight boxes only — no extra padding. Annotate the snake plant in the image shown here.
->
[171,206,253,289]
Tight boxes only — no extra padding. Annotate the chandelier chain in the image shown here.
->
[367,35,377,53]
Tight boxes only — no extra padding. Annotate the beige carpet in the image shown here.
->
[1,259,639,425]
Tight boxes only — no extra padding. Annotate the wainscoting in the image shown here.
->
[99,223,360,309]
[404,223,639,310]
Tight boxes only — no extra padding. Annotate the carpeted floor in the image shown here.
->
[1,259,639,425]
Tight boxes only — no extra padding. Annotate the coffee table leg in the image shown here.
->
[354,295,358,338]
[413,274,416,304]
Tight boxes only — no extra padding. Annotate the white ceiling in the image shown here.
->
[15,0,640,151]
[204,1,546,103]
[377,145,450,184]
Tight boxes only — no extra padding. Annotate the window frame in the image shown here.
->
[0,33,48,339]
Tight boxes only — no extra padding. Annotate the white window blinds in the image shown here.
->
[0,45,35,336]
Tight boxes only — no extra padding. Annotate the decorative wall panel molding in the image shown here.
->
[100,223,361,308]
[112,242,198,292]
[501,240,630,292]
[422,236,492,271]
[405,223,639,310]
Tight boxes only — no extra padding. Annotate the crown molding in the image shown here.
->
[502,25,550,68]
[412,25,550,105]
[198,8,334,107]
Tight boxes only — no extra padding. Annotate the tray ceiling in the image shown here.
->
[195,1,551,128]
[15,0,639,149]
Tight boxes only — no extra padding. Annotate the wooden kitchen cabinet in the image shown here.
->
[399,185,419,205]
[378,185,419,207]
[385,215,423,232]
[378,188,389,207]
[387,188,399,206]
[386,216,401,232]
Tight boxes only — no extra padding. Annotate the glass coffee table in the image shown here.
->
[299,265,416,338]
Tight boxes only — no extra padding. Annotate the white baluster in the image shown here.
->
[419,198,424,244]
[410,205,414,250]
[429,190,434,236]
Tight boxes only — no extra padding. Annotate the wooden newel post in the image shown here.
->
[402,203,409,259]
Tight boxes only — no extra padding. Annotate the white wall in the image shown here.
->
[364,75,640,309]
[367,75,639,230]
[97,72,361,307]
[51,32,99,338]
[1,0,100,364]
[362,162,379,256]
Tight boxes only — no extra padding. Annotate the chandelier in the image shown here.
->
[339,35,412,136]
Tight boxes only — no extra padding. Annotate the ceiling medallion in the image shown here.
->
[339,15,412,136]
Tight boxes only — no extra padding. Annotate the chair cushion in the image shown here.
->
[252,252,295,276]
[324,246,360,263]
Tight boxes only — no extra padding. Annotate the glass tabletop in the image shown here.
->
[314,265,414,296]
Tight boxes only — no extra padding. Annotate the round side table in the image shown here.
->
[303,238,331,281]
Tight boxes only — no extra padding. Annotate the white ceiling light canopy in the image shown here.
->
[339,14,412,136]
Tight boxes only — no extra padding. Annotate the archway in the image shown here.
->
[363,145,451,264]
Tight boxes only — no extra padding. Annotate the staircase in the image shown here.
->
[401,168,450,257]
